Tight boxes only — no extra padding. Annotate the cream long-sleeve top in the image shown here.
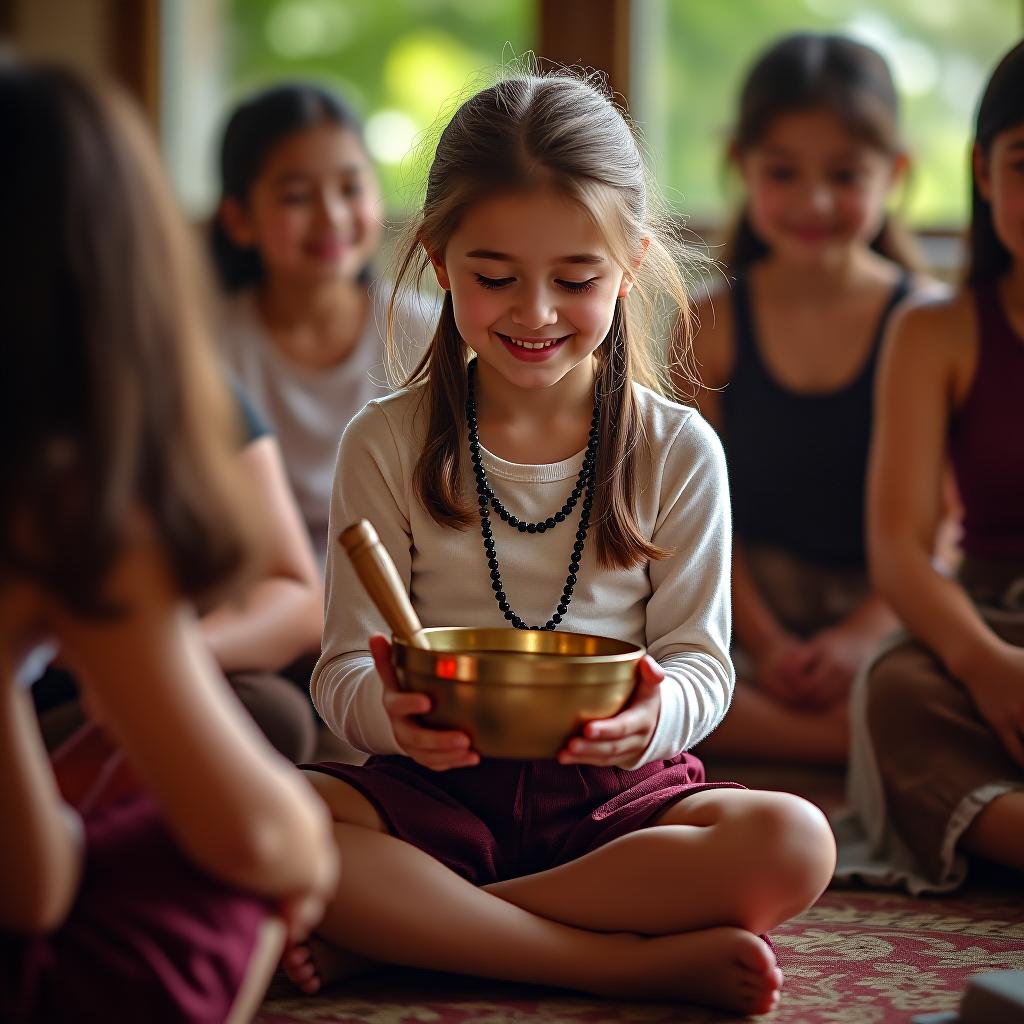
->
[311,380,734,769]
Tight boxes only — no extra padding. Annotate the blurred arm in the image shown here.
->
[199,436,322,672]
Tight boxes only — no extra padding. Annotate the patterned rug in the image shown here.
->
[257,874,1024,1024]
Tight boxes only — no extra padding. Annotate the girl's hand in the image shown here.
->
[753,633,816,706]
[370,634,479,771]
[557,655,663,767]
[798,614,888,712]
[961,643,1024,768]
[797,624,869,709]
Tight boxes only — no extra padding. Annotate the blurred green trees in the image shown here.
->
[226,0,533,210]
[226,0,1021,227]
[642,0,1022,228]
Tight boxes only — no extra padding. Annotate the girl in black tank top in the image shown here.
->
[681,34,936,765]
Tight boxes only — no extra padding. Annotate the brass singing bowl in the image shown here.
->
[392,627,644,759]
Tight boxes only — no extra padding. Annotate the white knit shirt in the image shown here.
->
[311,380,734,769]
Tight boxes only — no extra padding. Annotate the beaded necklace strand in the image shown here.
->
[466,358,599,630]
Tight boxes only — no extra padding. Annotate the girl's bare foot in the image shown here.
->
[283,927,781,1014]
[281,936,375,994]
[609,927,782,1015]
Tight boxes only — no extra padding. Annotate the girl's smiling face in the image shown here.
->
[222,123,381,286]
[737,107,905,266]
[975,121,1024,264]
[429,186,631,392]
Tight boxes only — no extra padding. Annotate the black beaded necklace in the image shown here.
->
[466,358,600,630]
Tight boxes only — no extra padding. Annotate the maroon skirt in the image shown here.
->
[307,752,740,885]
[1,792,269,1024]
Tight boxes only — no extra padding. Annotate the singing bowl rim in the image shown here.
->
[392,626,645,686]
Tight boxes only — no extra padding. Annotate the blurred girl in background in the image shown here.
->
[212,83,430,571]
[680,33,941,764]
[847,40,1024,890]
[0,63,337,1023]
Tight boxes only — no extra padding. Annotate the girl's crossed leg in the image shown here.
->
[286,771,835,1016]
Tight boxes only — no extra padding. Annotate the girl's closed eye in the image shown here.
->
[472,274,599,293]
[830,167,864,186]
[558,278,598,294]
[340,177,364,198]
[474,273,515,290]
[765,165,797,183]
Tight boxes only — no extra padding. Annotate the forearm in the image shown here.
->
[200,577,322,673]
[72,609,332,901]
[0,686,83,932]
[731,544,786,656]
[310,653,402,754]
[873,543,1003,678]
[833,592,899,641]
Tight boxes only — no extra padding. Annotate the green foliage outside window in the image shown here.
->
[226,0,534,211]
[226,0,1021,228]
[636,0,1023,228]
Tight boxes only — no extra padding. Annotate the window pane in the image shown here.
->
[632,0,1022,229]
[225,0,535,212]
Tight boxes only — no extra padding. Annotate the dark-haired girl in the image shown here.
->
[681,33,942,764]
[213,83,430,570]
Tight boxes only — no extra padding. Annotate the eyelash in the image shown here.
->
[473,274,598,294]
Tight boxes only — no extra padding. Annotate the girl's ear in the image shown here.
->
[619,237,649,298]
[727,140,749,182]
[973,143,993,202]
[887,151,911,191]
[426,245,451,291]
[218,196,257,247]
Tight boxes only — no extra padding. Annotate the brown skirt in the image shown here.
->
[864,555,1024,883]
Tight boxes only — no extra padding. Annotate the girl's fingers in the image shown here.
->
[584,678,660,740]
[583,707,647,741]
[560,731,645,763]
[417,751,480,771]
[638,655,665,684]
[383,690,431,716]
[394,722,472,753]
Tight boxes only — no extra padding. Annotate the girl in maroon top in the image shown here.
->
[860,41,1024,887]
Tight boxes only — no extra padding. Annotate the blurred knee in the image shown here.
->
[229,672,317,763]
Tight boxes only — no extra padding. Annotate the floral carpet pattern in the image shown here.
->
[257,880,1024,1024]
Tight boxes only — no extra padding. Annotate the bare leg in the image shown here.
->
[698,681,849,764]
[292,773,784,1015]
[485,789,836,936]
[960,790,1024,872]
[225,917,286,1024]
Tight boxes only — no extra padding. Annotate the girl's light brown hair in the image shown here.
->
[0,63,257,615]
[725,32,922,272]
[387,69,701,570]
